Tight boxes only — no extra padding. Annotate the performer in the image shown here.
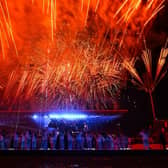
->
[59,132,64,150]
[139,129,149,150]
[107,134,114,150]
[53,130,58,149]
[76,132,82,150]
[96,134,103,150]
[159,127,166,150]
[13,132,19,150]
[113,134,119,150]
[25,131,31,150]
[86,133,92,149]
[0,133,5,150]
[21,133,25,150]
[41,131,48,150]
[120,133,128,149]
[83,122,88,133]
[67,132,73,150]
[32,133,37,150]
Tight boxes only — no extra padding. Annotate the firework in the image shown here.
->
[0,0,18,59]
[0,0,166,111]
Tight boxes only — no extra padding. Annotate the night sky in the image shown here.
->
[150,2,168,120]
[120,2,168,135]
[141,1,168,120]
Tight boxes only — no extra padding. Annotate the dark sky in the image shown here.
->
[149,2,168,120]
[119,3,168,135]
[142,1,168,120]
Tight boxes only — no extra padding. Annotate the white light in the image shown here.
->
[49,113,87,120]
[32,115,38,119]
[49,114,60,119]
[44,115,48,119]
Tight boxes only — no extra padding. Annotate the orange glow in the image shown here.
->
[0,0,166,110]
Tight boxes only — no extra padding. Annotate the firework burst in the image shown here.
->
[0,0,166,111]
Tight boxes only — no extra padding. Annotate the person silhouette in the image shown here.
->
[139,129,149,150]
[159,127,166,150]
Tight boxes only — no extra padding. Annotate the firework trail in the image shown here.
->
[0,0,166,111]
[123,39,168,120]
[0,0,18,59]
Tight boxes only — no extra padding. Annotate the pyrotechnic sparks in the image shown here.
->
[0,0,18,59]
[81,0,84,11]
[144,0,165,27]
[32,0,57,41]
[0,0,166,111]
[95,0,100,12]
[85,0,90,26]
[2,42,125,110]
[123,40,168,120]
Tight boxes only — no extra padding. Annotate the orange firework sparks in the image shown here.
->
[0,0,166,111]
[0,0,18,59]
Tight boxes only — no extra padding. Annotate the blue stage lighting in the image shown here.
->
[44,115,48,119]
[32,114,38,120]
[49,113,88,120]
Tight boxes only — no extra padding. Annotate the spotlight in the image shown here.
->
[44,115,48,119]
[49,113,88,120]
[32,114,38,120]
